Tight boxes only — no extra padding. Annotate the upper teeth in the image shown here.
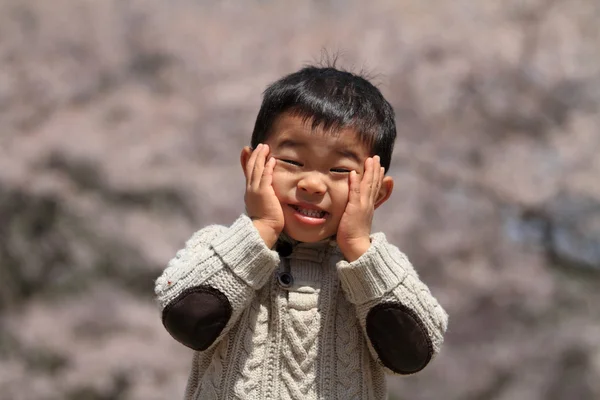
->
[295,206,325,218]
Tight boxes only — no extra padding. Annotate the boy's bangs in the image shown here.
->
[285,106,378,150]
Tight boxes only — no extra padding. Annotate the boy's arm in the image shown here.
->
[155,214,279,351]
[336,232,448,375]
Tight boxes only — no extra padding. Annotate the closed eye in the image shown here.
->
[331,168,352,173]
[281,159,302,166]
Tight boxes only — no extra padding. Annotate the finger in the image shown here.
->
[361,157,375,203]
[374,166,384,203]
[246,143,262,184]
[368,156,379,204]
[251,144,268,189]
[260,157,276,189]
[348,170,361,204]
[371,156,382,203]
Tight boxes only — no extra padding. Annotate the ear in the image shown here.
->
[240,146,252,175]
[374,175,393,210]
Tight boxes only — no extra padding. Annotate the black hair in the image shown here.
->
[250,66,396,172]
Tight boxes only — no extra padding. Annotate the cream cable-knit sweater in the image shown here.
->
[155,214,448,400]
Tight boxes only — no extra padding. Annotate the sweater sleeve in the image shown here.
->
[336,232,448,375]
[155,214,280,351]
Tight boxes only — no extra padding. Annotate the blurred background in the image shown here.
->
[0,0,599,399]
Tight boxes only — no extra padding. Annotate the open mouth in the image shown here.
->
[289,204,328,219]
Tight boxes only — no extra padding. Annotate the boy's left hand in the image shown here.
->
[337,155,384,262]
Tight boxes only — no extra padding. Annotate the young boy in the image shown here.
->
[155,66,448,400]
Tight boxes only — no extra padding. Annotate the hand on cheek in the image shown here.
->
[243,144,285,248]
[336,155,385,262]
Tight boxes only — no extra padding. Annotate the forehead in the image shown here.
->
[266,113,371,159]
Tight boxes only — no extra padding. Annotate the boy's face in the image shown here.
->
[251,113,382,243]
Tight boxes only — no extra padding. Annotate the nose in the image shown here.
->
[297,173,327,195]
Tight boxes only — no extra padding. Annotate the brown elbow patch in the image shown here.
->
[366,303,433,374]
[162,286,232,351]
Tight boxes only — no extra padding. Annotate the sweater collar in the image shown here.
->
[275,232,341,262]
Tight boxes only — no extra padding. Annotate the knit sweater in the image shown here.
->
[155,214,448,400]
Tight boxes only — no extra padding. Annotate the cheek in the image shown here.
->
[270,170,288,199]
[330,183,350,212]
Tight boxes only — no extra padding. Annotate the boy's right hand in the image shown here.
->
[244,143,284,248]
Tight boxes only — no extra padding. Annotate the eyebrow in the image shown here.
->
[277,138,362,164]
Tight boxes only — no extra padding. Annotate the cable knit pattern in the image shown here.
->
[233,293,269,399]
[198,336,229,399]
[187,350,214,398]
[281,306,320,399]
[335,291,362,399]
[155,214,448,399]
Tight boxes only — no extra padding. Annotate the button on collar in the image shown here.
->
[277,271,294,288]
